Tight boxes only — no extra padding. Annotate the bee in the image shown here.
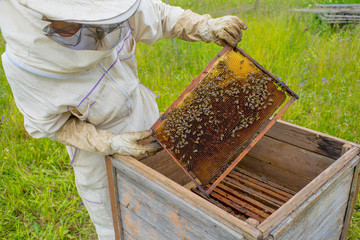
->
[220,134,225,141]
[231,130,236,138]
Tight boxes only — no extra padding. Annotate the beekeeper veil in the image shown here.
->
[18,0,141,50]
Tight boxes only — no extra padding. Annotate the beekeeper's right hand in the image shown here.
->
[55,117,162,158]
[109,130,162,158]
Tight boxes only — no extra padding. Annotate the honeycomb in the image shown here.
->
[153,50,286,185]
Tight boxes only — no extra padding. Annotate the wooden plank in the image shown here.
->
[209,190,267,222]
[106,156,123,240]
[140,150,190,186]
[140,150,176,175]
[191,187,246,221]
[319,14,360,23]
[165,166,192,186]
[341,143,353,156]
[212,186,271,218]
[222,177,284,208]
[266,120,356,159]
[272,168,353,239]
[216,183,277,214]
[227,173,291,202]
[121,210,171,240]
[111,155,263,240]
[340,160,360,240]
[234,168,296,197]
[238,155,310,192]
[118,174,225,240]
[235,168,297,195]
[247,135,335,181]
[322,14,360,19]
[293,8,360,14]
[316,4,360,8]
[257,147,359,236]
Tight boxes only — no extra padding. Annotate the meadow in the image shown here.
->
[1,0,359,239]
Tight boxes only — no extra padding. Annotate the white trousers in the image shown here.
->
[70,148,115,239]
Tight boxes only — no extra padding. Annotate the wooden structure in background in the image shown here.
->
[294,4,360,24]
[106,120,360,240]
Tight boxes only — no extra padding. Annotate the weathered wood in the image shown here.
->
[340,160,360,240]
[247,135,335,181]
[216,182,277,214]
[316,4,360,8]
[268,165,354,239]
[293,4,360,24]
[235,168,297,195]
[293,8,360,14]
[118,174,233,240]
[209,190,267,222]
[139,150,178,177]
[140,150,190,186]
[266,120,355,159]
[246,218,260,227]
[108,120,360,240]
[239,155,310,192]
[183,180,197,190]
[191,187,246,221]
[227,173,291,202]
[222,177,284,208]
[111,155,263,240]
[341,143,353,156]
[105,156,124,240]
[257,148,360,236]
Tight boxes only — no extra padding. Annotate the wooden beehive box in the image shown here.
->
[106,120,360,240]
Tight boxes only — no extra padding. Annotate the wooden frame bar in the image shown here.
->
[340,160,360,239]
[105,156,124,240]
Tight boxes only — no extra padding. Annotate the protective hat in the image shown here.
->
[18,0,141,24]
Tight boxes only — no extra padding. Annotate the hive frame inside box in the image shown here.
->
[151,45,299,197]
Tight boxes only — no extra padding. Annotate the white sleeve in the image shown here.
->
[129,0,185,45]
[16,102,71,140]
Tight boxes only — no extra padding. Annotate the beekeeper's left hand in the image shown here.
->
[200,16,247,47]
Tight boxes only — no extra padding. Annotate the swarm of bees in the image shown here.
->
[155,58,281,172]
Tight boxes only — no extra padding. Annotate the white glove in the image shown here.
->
[110,130,162,158]
[55,117,162,158]
[200,16,247,47]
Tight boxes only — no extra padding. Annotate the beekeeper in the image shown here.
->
[0,0,246,238]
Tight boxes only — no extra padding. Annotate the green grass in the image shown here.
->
[1,0,360,239]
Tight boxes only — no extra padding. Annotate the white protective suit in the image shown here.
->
[0,0,246,238]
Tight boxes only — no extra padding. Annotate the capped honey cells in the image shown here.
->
[154,50,286,185]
